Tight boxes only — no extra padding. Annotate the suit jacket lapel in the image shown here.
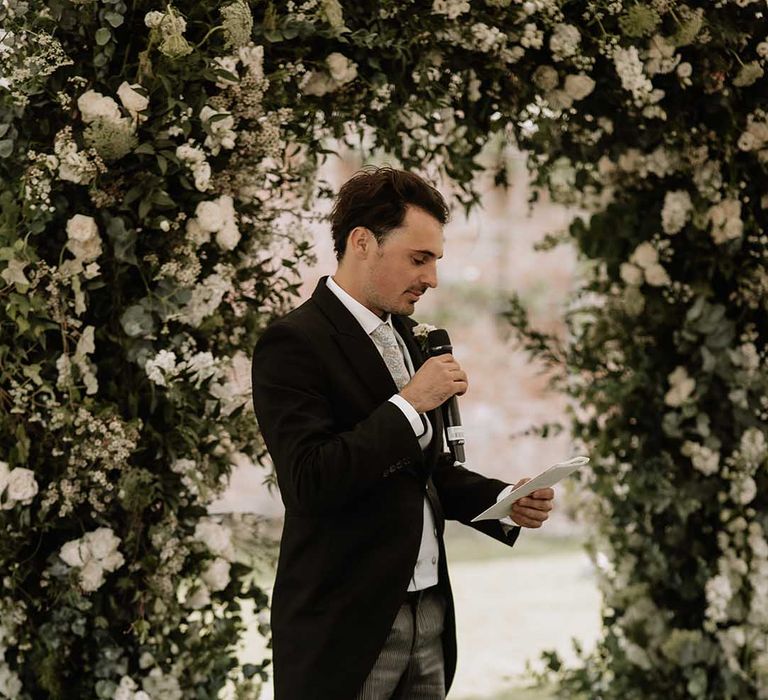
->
[312,278,399,405]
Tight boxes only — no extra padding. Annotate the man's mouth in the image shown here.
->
[406,290,423,300]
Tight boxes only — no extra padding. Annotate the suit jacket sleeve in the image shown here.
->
[251,321,424,515]
[431,452,521,547]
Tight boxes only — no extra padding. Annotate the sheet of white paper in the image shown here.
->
[471,456,590,522]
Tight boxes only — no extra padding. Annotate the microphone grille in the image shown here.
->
[427,328,451,349]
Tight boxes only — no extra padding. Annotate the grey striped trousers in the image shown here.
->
[355,587,446,699]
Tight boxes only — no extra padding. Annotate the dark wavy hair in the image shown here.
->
[330,166,449,260]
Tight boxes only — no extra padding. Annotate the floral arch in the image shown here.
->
[1,1,766,697]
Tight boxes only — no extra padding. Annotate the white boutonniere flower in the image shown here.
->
[412,323,437,351]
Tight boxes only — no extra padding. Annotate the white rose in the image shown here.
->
[564,73,595,101]
[77,90,122,124]
[216,220,241,250]
[100,550,125,572]
[60,539,88,567]
[117,82,149,118]
[66,214,103,262]
[326,52,357,84]
[195,200,224,233]
[84,527,121,560]
[201,557,231,591]
[6,467,38,503]
[79,559,106,592]
[620,262,644,286]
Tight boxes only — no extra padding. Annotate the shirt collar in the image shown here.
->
[326,276,392,336]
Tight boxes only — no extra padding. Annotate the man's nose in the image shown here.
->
[422,262,438,289]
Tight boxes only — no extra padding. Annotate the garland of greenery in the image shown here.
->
[1,1,766,698]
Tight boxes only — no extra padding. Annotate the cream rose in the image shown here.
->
[60,539,90,567]
[117,82,149,118]
[85,527,121,560]
[80,560,106,592]
[6,467,38,504]
[66,214,103,262]
[326,52,357,84]
[196,200,225,233]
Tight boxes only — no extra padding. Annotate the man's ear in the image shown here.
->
[347,226,373,258]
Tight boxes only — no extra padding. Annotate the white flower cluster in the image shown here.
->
[707,197,743,244]
[173,263,236,328]
[613,46,665,118]
[183,520,235,608]
[175,143,211,192]
[199,105,237,155]
[77,89,138,161]
[549,23,580,62]
[54,126,103,186]
[661,190,693,235]
[59,527,125,592]
[187,195,241,250]
[301,52,358,96]
[738,111,768,161]
[144,6,192,59]
[208,350,252,417]
[620,241,670,288]
[0,462,38,509]
[681,441,720,476]
[140,668,182,700]
[114,675,150,700]
[431,0,470,19]
[664,366,695,407]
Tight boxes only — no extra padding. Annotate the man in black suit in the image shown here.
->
[251,167,555,699]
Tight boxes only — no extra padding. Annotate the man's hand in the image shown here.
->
[399,355,468,413]
[508,478,554,529]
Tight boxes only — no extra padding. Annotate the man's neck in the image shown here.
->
[330,272,387,320]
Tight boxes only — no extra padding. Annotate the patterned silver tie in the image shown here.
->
[370,323,410,390]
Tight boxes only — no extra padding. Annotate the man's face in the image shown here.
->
[361,205,444,318]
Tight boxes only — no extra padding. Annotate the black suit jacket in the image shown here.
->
[251,277,519,699]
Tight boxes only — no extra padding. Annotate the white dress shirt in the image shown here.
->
[326,276,440,590]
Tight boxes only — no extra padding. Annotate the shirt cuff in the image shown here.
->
[496,484,518,528]
[388,394,427,437]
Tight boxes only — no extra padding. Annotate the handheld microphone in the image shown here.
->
[426,329,466,465]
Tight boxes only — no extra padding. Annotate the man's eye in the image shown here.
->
[412,257,427,265]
